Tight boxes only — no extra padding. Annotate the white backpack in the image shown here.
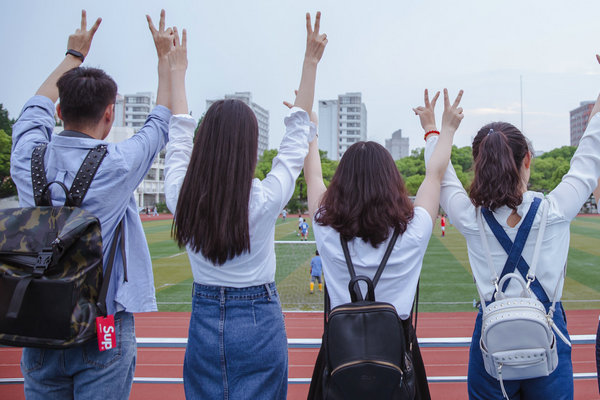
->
[476,199,571,399]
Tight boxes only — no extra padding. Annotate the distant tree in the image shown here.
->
[0,129,16,198]
[0,104,14,136]
[404,174,425,196]
[538,146,576,161]
[255,149,338,213]
[529,147,575,193]
[0,104,16,198]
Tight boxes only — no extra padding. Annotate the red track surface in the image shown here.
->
[1,310,598,399]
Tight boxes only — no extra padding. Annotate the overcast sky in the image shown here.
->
[2,0,600,153]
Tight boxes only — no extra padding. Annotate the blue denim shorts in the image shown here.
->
[21,311,136,400]
[468,302,573,400]
[183,282,288,400]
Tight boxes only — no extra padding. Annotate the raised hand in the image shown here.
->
[168,27,187,71]
[305,12,328,64]
[67,10,101,59]
[147,9,175,59]
[168,26,188,115]
[413,89,440,133]
[441,89,464,132]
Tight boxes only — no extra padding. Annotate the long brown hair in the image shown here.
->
[173,100,258,265]
[315,141,414,247]
[470,122,529,211]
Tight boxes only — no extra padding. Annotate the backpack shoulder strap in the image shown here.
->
[340,228,401,301]
[30,144,108,207]
[31,144,50,206]
[68,145,109,207]
[96,220,123,316]
[372,228,401,288]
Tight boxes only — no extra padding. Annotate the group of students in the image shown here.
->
[9,8,600,400]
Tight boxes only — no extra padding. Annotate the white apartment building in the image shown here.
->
[318,92,367,160]
[206,92,269,159]
[111,92,165,208]
[385,129,409,160]
[114,92,155,131]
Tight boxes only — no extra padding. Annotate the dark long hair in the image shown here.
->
[173,100,258,265]
[470,122,529,211]
[314,141,414,247]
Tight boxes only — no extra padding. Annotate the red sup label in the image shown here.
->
[96,315,116,351]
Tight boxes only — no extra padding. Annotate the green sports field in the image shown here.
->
[146,216,600,312]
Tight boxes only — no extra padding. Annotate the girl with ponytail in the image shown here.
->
[423,57,600,399]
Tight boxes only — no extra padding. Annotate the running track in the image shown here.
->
[1,310,598,399]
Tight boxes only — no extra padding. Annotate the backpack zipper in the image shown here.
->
[330,304,397,315]
[331,359,402,375]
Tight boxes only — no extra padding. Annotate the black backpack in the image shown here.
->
[310,229,416,400]
[0,143,122,348]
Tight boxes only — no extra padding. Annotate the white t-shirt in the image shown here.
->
[313,207,433,319]
[164,108,316,287]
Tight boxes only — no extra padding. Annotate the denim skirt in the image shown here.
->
[183,282,288,400]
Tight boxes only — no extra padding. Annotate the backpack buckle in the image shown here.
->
[33,249,53,276]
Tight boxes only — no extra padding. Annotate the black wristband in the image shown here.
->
[65,49,85,62]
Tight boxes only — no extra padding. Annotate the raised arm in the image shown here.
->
[549,54,600,220]
[168,27,188,114]
[284,92,326,218]
[414,89,464,224]
[286,13,328,218]
[293,12,327,114]
[36,10,101,102]
[146,9,174,109]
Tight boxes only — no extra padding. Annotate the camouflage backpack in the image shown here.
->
[0,143,120,348]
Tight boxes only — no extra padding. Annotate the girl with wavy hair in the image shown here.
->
[302,88,465,399]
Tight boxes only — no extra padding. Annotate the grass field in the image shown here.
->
[146,216,600,313]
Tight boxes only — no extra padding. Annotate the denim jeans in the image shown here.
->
[21,311,136,400]
[468,302,573,400]
[183,282,288,400]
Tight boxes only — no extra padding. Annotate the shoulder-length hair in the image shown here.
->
[470,122,529,211]
[173,99,258,265]
[314,141,414,247]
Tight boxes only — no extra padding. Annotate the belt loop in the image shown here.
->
[220,287,226,302]
[265,284,272,301]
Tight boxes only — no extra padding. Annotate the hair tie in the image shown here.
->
[488,128,494,136]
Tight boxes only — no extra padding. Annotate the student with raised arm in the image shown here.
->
[10,10,176,399]
[164,12,327,399]
[301,88,464,399]
[424,56,600,400]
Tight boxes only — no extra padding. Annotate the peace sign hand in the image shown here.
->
[441,89,464,132]
[67,10,101,59]
[305,12,328,64]
[413,89,440,133]
[147,9,175,58]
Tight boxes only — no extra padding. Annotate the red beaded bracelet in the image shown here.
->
[424,130,440,141]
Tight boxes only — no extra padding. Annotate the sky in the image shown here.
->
[2,0,600,153]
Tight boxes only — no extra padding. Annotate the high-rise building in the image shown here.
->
[109,91,165,208]
[113,92,155,132]
[570,101,595,147]
[318,92,367,160]
[206,92,269,159]
[385,129,409,160]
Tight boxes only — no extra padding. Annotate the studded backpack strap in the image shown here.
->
[31,144,51,206]
[68,145,109,207]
